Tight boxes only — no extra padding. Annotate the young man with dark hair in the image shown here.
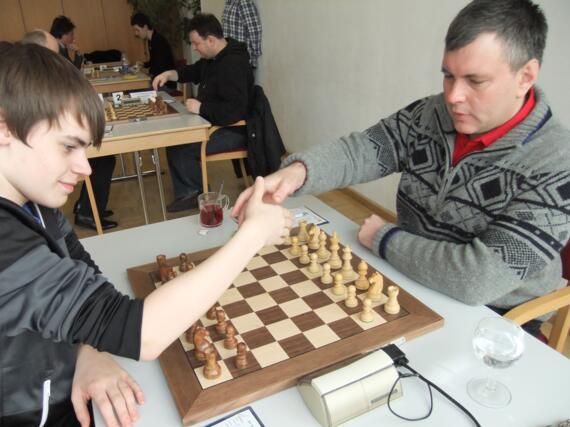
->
[233,0,570,338]
[0,43,291,427]
[131,12,176,90]
[50,15,83,69]
[153,13,253,212]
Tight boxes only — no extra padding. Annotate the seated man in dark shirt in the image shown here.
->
[153,13,254,212]
[131,12,176,91]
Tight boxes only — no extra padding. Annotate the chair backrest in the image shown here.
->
[504,241,570,354]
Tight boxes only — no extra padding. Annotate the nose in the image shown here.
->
[445,79,466,105]
[72,150,92,177]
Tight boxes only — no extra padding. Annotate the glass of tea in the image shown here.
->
[198,192,230,228]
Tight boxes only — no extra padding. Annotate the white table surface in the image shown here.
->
[82,195,570,427]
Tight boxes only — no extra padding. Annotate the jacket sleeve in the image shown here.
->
[198,56,250,125]
[177,61,205,85]
[239,0,262,62]
[0,216,143,360]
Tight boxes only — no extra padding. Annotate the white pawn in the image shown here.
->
[321,263,333,285]
[297,220,309,243]
[354,260,369,290]
[289,236,301,256]
[332,272,345,296]
[359,298,374,323]
[299,245,310,264]
[367,272,387,303]
[345,285,358,308]
[384,286,401,314]
[308,253,321,274]
[317,231,331,262]
[328,231,342,269]
[341,246,358,281]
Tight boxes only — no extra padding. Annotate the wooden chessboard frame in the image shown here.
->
[128,244,444,425]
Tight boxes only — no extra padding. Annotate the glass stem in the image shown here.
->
[483,377,497,396]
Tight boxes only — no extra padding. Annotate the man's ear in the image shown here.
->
[516,58,539,98]
[0,112,13,146]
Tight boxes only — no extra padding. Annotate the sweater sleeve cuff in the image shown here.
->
[372,224,402,259]
[280,154,311,195]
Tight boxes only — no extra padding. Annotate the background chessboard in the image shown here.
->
[104,101,179,124]
[128,234,443,425]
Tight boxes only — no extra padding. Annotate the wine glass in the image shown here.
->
[467,316,525,408]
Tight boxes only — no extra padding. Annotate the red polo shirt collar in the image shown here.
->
[452,87,536,166]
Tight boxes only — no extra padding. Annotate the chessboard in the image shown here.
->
[86,67,138,82]
[127,225,444,425]
[103,97,179,124]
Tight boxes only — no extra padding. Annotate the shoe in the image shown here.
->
[74,203,113,218]
[167,193,199,212]
[75,213,118,231]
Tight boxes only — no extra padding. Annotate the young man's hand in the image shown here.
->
[185,98,201,114]
[72,345,145,427]
[231,162,306,225]
[242,176,293,246]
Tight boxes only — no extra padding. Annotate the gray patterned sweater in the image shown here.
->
[283,87,570,308]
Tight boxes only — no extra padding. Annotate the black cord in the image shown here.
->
[387,362,481,427]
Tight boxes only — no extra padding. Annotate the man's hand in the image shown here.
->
[358,215,389,249]
[152,70,178,90]
[231,162,307,225]
[185,98,201,114]
[72,345,145,427]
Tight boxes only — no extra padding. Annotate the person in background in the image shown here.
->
[50,15,83,69]
[131,12,176,92]
[153,14,253,212]
[232,0,570,339]
[21,29,60,53]
[222,0,262,68]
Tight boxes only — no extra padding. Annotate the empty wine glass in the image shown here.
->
[467,316,525,408]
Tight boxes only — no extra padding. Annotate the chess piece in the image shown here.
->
[289,236,301,256]
[235,342,248,369]
[179,260,190,273]
[345,285,358,308]
[216,309,228,334]
[193,327,212,361]
[367,272,386,303]
[332,272,346,296]
[297,220,309,243]
[185,322,197,343]
[224,325,238,349]
[355,260,369,290]
[299,245,310,264]
[179,253,188,264]
[157,254,169,283]
[206,305,217,320]
[166,268,176,281]
[328,232,342,269]
[321,263,333,285]
[317,231,331,262]
[341,246,359,281]
[203,350,221,379]
[384,286,401,314]
[360,298,374,323]
[308,225,320,250]
[308,253,321,274]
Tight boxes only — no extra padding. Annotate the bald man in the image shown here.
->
[21,29,59,53]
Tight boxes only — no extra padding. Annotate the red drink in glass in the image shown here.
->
[200,203,224,227]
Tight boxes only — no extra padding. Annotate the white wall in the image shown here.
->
[202,0,570,214]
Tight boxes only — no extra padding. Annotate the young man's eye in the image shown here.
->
[63,144,76,152]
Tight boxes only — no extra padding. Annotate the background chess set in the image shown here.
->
[103,95,179,124]
[128,227,443,425]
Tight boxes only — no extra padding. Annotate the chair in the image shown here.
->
[200,120,251,192]
[504,242,570,353]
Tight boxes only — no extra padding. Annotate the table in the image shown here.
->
[85,65,151,94]
[82,196,570,427]
[84,92,211,235]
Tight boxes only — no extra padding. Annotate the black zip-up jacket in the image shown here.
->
[0,198,143,424]
[177,37,254,126]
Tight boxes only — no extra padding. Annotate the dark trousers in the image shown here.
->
[2,398,94,427]
[487,305,543,338]
[75,156,116,216]
[166,127,247,199]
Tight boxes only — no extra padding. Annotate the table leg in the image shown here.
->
[134,151,149,224]
[84,176,104,235]
[152,148,167,220]
[200,140,208,194]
